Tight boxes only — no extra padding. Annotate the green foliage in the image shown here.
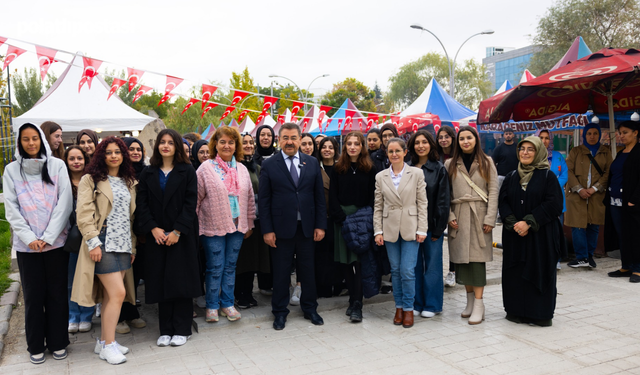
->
[227,67,260,122]
[258,83,312,116]
[321,78,376,117]
[163,92,227,135]
[530,0,640,75]
[0,204,13,294]
[10,67,57,116]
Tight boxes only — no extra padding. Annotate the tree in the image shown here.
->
[529,0,640,75]
[10,68,56,116]
[321,78,376,117]
[387,52,492,111]
[258,83,312,115]
[227,67,261,122]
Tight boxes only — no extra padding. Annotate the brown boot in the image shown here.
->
[402,311,414,328]
[393,308,403,325]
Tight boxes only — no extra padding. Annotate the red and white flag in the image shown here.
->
[35,46,58,81]
[323,118,333,133]
[2,45,27,71]
[290,101,304,118]
[345,110,355,131]
[277,114,286,124]
[158,75,183,106]
[302,118,311,132]
[181,98,200,115]
[0,37,7,48]
[366,114,379,132]
[108,78,127,100]
[201,84,218,109]
[126,68,145,92]
[238,109,251,122]
[201,102,218,118]
[78,57,102,92]
[391,115,400,127]
[230,91,249,106]
[317,105,331,128]
[220,106,235,121]
[261,96,278,114]
[337,118,344,132]
[133,85,153,103]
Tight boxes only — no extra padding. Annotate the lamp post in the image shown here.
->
[410,25,494,98]
[268,74,329,111]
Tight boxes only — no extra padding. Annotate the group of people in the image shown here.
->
[4,118,640,366]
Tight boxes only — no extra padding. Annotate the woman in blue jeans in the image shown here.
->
[374,138,428,328]
[408,131,450,318]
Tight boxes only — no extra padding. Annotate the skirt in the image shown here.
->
[455,262,486,287]
[94,224,132,275]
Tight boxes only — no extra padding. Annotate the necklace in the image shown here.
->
[350,165,357,174]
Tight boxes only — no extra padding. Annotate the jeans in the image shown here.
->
[414,233,444,313]
[68,252,95,323]
[201,232,244,310]
[571,224,599,260]
[385,237,419,311]
[609,205,640,273]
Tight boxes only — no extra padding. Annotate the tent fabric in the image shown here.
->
[519,69,536,84]
[494,80,513,96]
[400,78,476,122]
[238,116,256,134]
[550,36,593,72]
[301,105,329,134]
[318,99,366,136]
[14,53,156,132]
[250,115,277,137]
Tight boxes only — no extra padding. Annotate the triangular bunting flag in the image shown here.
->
[219,106,235,121]
[35,46,58,81]
[238,109,251,122]
[78,57,103,92]
[3,45,27,71]
[230,91,249,106]
[290,101,304,118]
[108,78,127,100]
[201,102,218,118]
[181,98,200,115]
[127,68,145,92]
[133,85,153,103]
[158,75,183,106]
[201,84,218,109]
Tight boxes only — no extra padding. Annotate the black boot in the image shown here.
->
[346,301,354,316]
[350,301,363,323]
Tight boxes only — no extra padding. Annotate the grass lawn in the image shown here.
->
[0,203,13,293]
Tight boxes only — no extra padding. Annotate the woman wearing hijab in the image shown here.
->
[191,139,210,171]
[565,123,612,268]
[499,136,564,327]
[76,129,99,159]
[253,125,276,166]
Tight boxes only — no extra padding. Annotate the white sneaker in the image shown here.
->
[445,272,456,287]
[556,261,562,270]
[289,285,301,306]
[68,322,78,333]
[95,303,101,317]
[421,311,436,318]
[195,296,206,308]
[413,310,420,316]
[157,335,171,347]
[94,339,130,355]
[78,321,92,332]
[99,342,127,365]
[170,335,191,346]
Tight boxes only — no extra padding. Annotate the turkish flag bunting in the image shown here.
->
[201,101,218,118]
[381,115,387,122]
[277,115,286,124]
[126,68,145,92]
[356,118,365,131]
[158,75,183,106]
[220,106,235,121]
[290,101,304,118]
[133,85,153,103]
[323,118,333,133]
[201,84,218,109]
[302,119,311,132]
[345,110,355,131]
[366,114,379,132]
[391,115,400,126]
[108,78,127,100]
[337,118,344,131]
[255,114,265,124]
[230,91,249,106]
[3,45,27,71]
[35,46,58,81]
[78,57,103,92]
[181,98,200,115]
[238,110,251,122]
[261,96,278,114]
[0,36,7,48]
[318,105,332,127]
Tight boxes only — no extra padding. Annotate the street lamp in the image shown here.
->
[410,24,494,98]
[268,74,330,110]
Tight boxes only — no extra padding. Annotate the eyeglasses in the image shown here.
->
[518,147,536,154]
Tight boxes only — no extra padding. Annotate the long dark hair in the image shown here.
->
[436,125,456,157]
[64,146,88,198]
[17,123,53,185]
[85,136,136,187]
[40,121,64,159]
[300,132,317,158]
[335,131,373,174]
[408,130,439,165]
[448,126,492,182]
[149,129,192,167]
[316,136,339,164]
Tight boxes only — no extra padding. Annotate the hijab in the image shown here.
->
[255,125,276,157]
[76,129,98,148]
[582,122,601,156]
[379,123,399,150]
[534,129,554,163]
[123,137,146,179]
[517,136,549,191]
[191,139,209,171]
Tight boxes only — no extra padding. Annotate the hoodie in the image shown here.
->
[2,123,73,253]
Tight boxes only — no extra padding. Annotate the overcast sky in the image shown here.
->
[2,0,558,101]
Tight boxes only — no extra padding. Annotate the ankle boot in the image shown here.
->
[350,301,363,323]
[461,292,475,318]
[393,308,403,325]
[468,298,485,325]
[402,311,414,328]
[346,301,354,316]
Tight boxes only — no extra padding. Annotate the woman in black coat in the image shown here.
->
[135,129,202,347]
[499,136,563,327]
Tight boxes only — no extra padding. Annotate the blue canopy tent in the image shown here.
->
[400,78,476,124]
[310,99,366,136]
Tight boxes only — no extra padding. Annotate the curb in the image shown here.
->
[0,272,20,359]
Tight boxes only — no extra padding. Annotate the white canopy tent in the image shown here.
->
[14,53,157,132]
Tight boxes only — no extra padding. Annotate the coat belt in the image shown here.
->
[450,195,487,248]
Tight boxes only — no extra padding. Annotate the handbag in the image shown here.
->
[63,180,98,253]
[458,166,488,202]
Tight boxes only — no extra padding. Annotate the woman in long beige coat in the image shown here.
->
[445,126,499,325]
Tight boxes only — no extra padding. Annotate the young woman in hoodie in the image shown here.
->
[3,123,73,364]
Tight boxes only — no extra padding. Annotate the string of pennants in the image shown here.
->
[0,36,396,132]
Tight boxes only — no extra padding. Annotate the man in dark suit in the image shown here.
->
[259,123,327,330]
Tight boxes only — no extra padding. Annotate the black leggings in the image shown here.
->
[344,261,363,304]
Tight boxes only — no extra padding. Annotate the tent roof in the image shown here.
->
[238,116,256,134]
[14,53,156,132]
[301,105,329,134]
[400,78,476,122]
[550,36,592,72]
[319,99,365,136]
[494,80,513,96]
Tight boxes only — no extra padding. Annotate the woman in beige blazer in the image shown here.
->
[374,138,428,329]
[445,126,499,325]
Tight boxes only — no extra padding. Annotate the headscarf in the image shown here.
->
[123,137,146,179]
[76,129,98,148]
[582,122,601,156]
[191,139,209,171]
[517,136,549,190]
[255,125,276,157]
[379,123,399,150]
[534,129,554,163]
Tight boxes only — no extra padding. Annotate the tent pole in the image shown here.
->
[607,93,616,159]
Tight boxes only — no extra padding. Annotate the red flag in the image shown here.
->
[345,110,355,131]
[108,78,127,100]
[261,96,278,114]
[277,114,286,124]
[366,114,379,132]
[324,118,333,133]
[0,37,7,48]
[255,114,265,124]
[133,85,153,103]
[126,68,145,92]
[230,91,249,106]
[301,118,311,132]
[391,115,400,127]
[290,101,304,118]
[238,109,251,122]
[356,118,365,131]
[158,75,183,106]
[35,46,58,81]
[201,102,218,118]
[181,98,200,115]
[2,45,27,71]
[78,57,102,92]
[201,84,218,109]
[317,105,332,127]
[337,118,344,131]
[220,106,235,121]
[381,115,387,123]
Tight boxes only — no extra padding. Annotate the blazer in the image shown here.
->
[259,151,327,239]
[373,164,428,243]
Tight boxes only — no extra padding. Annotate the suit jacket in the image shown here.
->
[373,165,428,243]
[259,151,327,239]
